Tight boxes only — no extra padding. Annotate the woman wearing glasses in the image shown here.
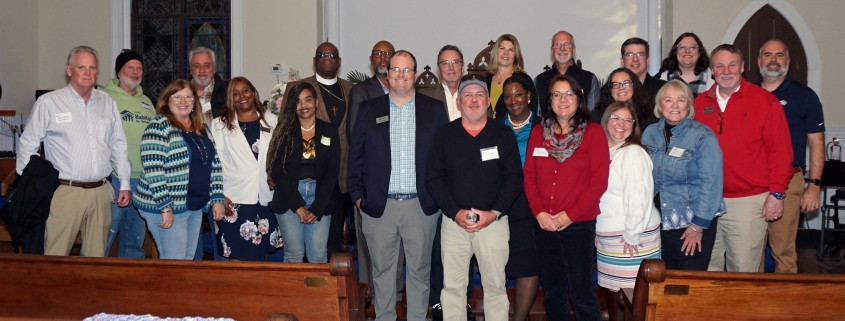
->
[267,82,340,263]
[524,74,608,321]
[209,77,282,261]
[133,79,226,259]
[592,68,657,128]
[642,80,724,271]
[656,33,714,97]
[595,101,662,321]
[485,34,540,119]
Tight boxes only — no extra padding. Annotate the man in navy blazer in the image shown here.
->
[348,50,448,321]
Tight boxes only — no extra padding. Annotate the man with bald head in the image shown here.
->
[282,42,354,257]
[534,31,600,111]
[349,40,394,133]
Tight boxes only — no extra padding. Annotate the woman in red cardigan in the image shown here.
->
[524,74,610,321]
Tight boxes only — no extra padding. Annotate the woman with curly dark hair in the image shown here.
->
[656,32,714,97]
[591,68,656,128]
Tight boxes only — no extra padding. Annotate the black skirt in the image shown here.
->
[505,216,540,278]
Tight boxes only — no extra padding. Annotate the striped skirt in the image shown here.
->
[596,224,662,291]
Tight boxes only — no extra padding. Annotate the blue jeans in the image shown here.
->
[276,179,332,263]
[106,176,146,258]
[140,209,203,260]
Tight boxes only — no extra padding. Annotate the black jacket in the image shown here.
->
[0,156,59,241]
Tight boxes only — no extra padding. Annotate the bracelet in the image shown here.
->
[689,225,703,234]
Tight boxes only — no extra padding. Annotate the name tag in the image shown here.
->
[141,102,151,110]
[668,147,685,157]
[480,146,499,161]
[55,112,72,123]
[703,107,715,114]
[261,126,271,133]
[321,135,331,146]
[532,147,549,157]
[376,116,389,124]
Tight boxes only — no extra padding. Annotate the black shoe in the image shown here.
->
[467,304,476,321]
[431,303,443,321]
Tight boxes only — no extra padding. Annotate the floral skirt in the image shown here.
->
[215,202,282,261]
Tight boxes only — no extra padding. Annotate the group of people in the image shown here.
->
[16,27,825,321]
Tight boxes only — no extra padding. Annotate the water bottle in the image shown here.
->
[466,210,479,223]
[831,138,842,162]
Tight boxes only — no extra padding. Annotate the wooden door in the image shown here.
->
[733,4,807,85]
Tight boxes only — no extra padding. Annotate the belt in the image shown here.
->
[793,167,803,174]
[59,177,110,189]
[389,193,417,200]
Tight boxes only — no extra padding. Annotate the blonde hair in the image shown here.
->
[487,34,525,73]
[653,80,695,119]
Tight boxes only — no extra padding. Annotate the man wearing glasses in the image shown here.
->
[620,37,666,100]
[18,46,131,256]
[347,41,408,316]
[693,44,793,273]
[534,31,601,111]
[348,50,448,321]
[284,41,355,259]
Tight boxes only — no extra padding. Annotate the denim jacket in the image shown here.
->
[642,118,726,230]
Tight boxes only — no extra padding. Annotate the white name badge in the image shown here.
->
[321,135,331,146]
[668,147,686,157]
[55,112,72,123]
[376,116,389,124]
[480,146,499,161]
[532,147,549,157]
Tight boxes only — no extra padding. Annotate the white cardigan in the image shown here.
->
[210,112,276,206]
[596,143,662,245]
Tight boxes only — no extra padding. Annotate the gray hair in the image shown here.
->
[551,30,576,46]
[188,46,217,66]
[66,46,99,67]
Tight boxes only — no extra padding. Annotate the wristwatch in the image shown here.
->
[805,178,822,186]
[492,210,504,220]
[771,192,786,200]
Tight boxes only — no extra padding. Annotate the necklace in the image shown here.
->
[318,83,346,102]
[184,131,209,165]
[509,111,532,130]
[301,122,316,131]
[240,123,248,133]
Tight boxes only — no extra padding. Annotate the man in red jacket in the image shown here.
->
[693,44,793,272]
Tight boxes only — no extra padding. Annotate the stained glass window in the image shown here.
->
[132,0,230,102]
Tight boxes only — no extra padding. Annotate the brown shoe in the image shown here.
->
[364,302,375,321]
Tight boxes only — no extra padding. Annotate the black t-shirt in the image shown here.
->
[319,82,346,126]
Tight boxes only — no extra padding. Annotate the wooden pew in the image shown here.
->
[621,259,845,321]
[0,252,366,321]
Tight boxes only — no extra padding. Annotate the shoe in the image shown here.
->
[396,300,407,320]
[431,303,443,321]
[467,304,476,321]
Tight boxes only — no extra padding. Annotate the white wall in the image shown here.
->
[0,0,39,114]
[338,0,642,83]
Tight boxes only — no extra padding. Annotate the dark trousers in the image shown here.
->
[327,189,350,256]
[536,220,600,321]
[660,216,719,271]
[429,214,475,305]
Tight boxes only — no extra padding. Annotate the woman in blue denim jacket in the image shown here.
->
[642,80,725,271]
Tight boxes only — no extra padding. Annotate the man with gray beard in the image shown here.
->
[756,39,825,273]
[534,31,600,111]
[102,49,157,258]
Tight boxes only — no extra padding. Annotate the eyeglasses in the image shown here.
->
[551,91,576,101]
[171,94,195,101]
[438,59,463,67]
[316,52,339,59]
[623,52,647,60]
[609,115,635,125]
[552,42,573,49]
[677,44,699,52]
[389,67,415,74]
[611,80,634,89]
[372,50,394,58]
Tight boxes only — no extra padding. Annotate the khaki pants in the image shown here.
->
[761,170,804,273]
[441,215,510,321]
[708,192,768,272]
[44,183,114,256]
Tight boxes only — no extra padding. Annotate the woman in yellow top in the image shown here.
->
[485,34,540,120]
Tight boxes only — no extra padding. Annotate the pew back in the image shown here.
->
[0,253,364,321]
[626,259,845,321]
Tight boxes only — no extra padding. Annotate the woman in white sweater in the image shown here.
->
[596,101,662,321]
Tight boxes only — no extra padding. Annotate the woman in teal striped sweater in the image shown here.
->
[133,79,225,259]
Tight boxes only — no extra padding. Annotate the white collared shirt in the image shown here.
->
[442,83,461,121]
[716,84,740,112]
[316,73,338,85]
[18,84,131,190]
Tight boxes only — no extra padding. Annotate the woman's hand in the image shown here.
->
[296,207,316,224]
[212,203,226,221]
[267,177,276,190]
[159,209,174,229]
[620,239,643,257]
[536,212,558,231]
[680,225,704,256]
[551,211,573,231]
[224,196,235,216]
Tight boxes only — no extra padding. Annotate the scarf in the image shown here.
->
[542,118,587,163]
